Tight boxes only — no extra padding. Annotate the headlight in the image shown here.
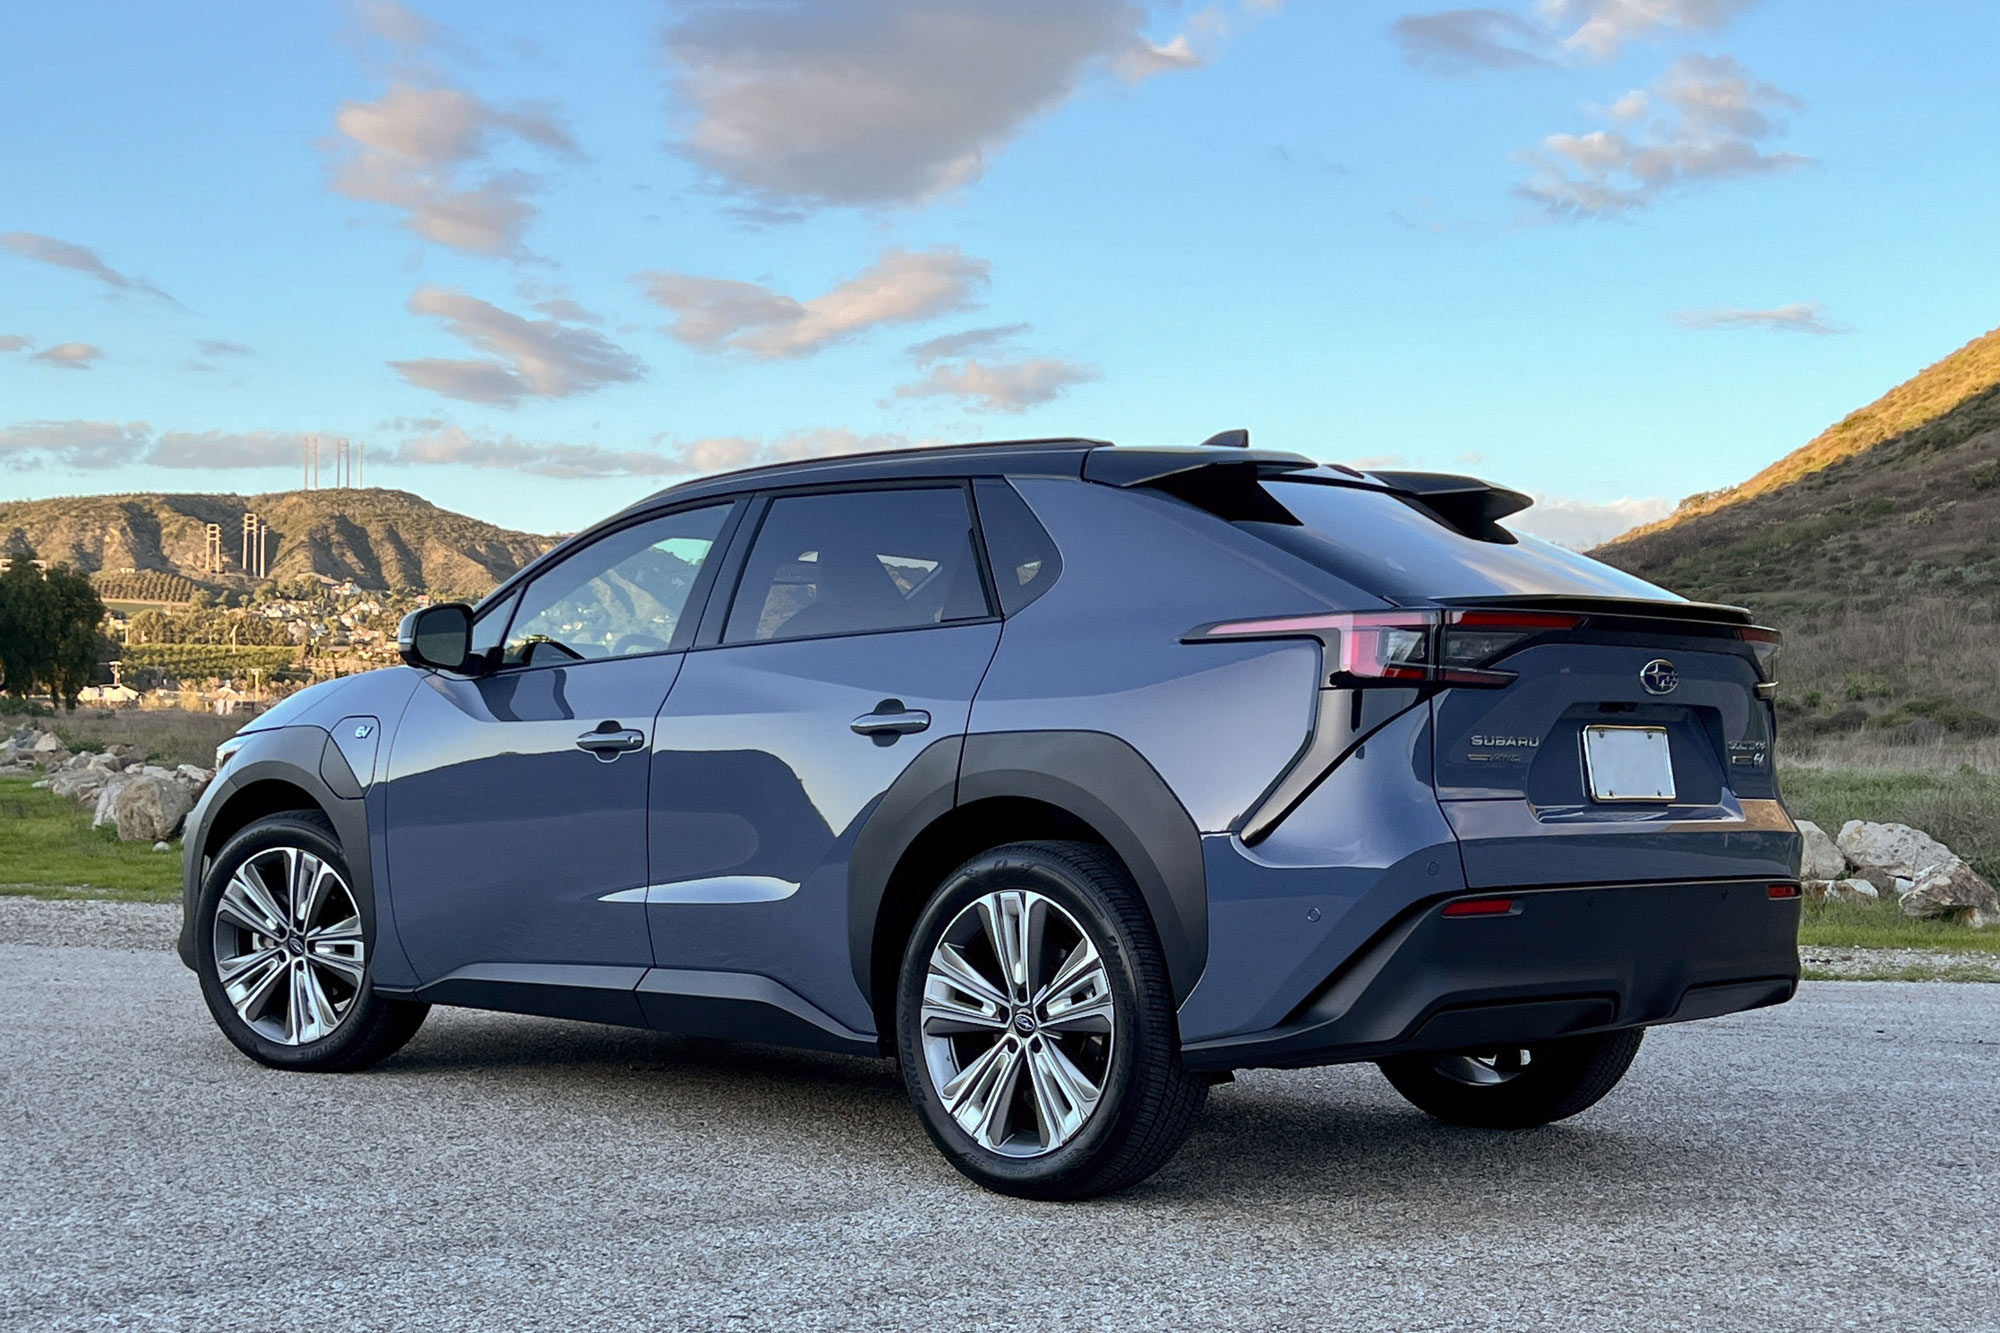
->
[215,735,251,772]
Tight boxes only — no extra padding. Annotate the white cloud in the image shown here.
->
[0,421,309,471]
[329,82,580,256]
[1506,494,1672,548]
[1539,0,1757,60]
[31,342,102,370]
[1519,54,1808,218]
[1671,301,1849,335]
[906,323,1032,362]
[662,0,1205,209]
[0,232,178,304]
[389,424,913,479]
[1392,9,1558,74]
[0,335,29,353]
[640,247,988,359]
[195,339,254,357]
[390,287,647,405]
[895,357,1100,413]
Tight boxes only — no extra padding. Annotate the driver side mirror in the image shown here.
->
[398,603,476,673]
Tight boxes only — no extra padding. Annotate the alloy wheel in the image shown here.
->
[211,845,366,1046]
[1434,1049,1535,1086]
[920,888,1117,1158]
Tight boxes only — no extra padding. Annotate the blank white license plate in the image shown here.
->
[1582,725,1675,803]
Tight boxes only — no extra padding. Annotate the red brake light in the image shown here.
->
[1186,611,1439,683]
[1768,883,1801,900]
[1442,897,1517,917]
[1740,626,1781,681]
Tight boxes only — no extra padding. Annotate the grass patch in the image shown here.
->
[1797,895,2000,954]
[1780,763,2000,883]
[0,777,181,901]
[41,708,243,770]
[1802,964,2000,983]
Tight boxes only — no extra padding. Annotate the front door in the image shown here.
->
[384,501,735,1006]
[644,484,1001,1038]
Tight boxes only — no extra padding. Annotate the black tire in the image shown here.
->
[896,840,1207,1200]
[1378,1028,1645,1129]
[194,810,428,1072]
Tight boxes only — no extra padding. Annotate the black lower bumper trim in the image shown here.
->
[1181,879,1799,1072]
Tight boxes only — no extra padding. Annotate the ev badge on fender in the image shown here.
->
[1640,659,1680,695]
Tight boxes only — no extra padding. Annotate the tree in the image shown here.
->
[0,551,54,698]
[44,566,108,710]
[0,552,109,709]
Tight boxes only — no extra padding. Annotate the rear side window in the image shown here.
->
[1242,480,1677,601]
[974,479,1062,615]
[725,487,990,643]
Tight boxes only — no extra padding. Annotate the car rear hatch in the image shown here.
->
[1422,595,1794,888]
[1124,458,1798,889]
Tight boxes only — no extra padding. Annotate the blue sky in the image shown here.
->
[3,0,1996,541]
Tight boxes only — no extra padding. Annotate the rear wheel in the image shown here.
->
[1378,1028,1644,1129]
[896,841,1206,1199]
[194,811,428,1072]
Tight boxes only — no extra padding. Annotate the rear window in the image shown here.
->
[1239,480,1678,601]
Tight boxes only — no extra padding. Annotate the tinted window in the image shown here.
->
[974,479,1062,616]
[1243,480,1679,601]
[503,504,729,664]
[725,488,989,643]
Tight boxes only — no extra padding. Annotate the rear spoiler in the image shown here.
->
[1431,594,1755,626]
[1364,471,1533,544]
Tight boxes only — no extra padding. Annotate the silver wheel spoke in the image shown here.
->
[307,946,365,987]
[975,891,1033,1002]
[1024,1041,1101,1148]
[1040,961,1114,1035]
[941,1039,1023,1151]
[929,942,1010,1012]
[225,952,288,1022]
[220,868,287,939]
[297,856,338,934]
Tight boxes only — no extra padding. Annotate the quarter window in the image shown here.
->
[502,504,730,665]
[725,488,990,643]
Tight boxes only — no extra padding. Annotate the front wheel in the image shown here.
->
[194,811,427,1072]
[1378,1028,1645,1129]
[896,841,1207,1199]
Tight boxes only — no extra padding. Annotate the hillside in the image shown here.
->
[0,489,554,597]
[1596,325,2000,609]
[1595,324,2000,755]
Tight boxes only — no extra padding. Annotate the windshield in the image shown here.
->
[1241,480,1681,602]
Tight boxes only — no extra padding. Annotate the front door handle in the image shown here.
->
[851,699,931,743]
[575,723,646,760]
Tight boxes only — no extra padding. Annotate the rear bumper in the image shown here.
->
[1180,878,1799,1072]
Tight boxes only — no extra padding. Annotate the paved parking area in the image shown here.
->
[3,912,1997,1331]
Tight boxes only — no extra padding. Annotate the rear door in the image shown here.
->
[643,483,1001,1039]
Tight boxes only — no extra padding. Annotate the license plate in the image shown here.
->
[1582,725,1675,803]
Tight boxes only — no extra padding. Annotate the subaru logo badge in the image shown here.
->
[1640,659,1679,695]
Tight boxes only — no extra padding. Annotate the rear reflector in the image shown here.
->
[1767,883,1801,900]
[1441,897,1517,917]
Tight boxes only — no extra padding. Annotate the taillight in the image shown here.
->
[1740,626,1781,682]
[1441,610,1582,671]
[1186,608,1581,688]
[1767,883,1800,900]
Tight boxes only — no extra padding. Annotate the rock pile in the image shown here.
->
[3,726,215,843]
[1798,818,1999,928]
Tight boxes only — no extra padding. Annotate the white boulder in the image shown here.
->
[1901,860,2000,927]
[1837,821,1956,895]
[1797,821,1847,882]
[91,774,134,829]
[113,773,196,843]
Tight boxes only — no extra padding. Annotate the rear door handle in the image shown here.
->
[851,699,931,741]
[576,724,646,759]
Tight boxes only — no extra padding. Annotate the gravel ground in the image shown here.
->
[1801,943,2000,981]
[3,907,1999,1331]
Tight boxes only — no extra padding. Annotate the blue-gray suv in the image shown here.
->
[179,437,1802,1198]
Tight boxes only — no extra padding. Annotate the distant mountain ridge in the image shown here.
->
[0,489,555,597]
[1596,324,2000,608]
